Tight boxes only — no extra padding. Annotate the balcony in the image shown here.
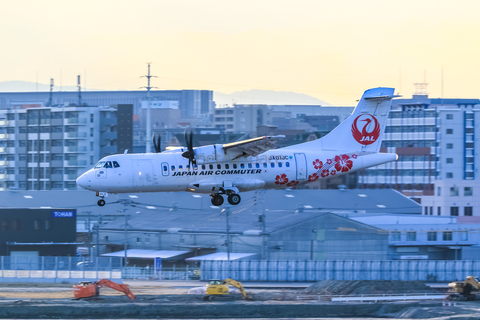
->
[0,147,10,153]
[50,160,63,167]
[0,161,8,166]
[51,132,63,140]
[51,146,63,153]
[51,119,63,126]
[0,120,9,126]
[64,132,87,139]
[101,132,117,145]
[64,173,78,181]
[65,160,87,167]
[0,174,9,180]
[64,146,87,153]
[50,174,63,182]
[0,134,9,139]
[65,118,87,125]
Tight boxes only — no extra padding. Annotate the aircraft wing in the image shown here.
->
[222,135,285,159]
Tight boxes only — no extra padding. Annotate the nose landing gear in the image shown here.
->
[96,192,108,207]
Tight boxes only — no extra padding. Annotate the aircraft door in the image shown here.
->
[294,153,307,181]
[132,160,154,191]
[161,162,169,176]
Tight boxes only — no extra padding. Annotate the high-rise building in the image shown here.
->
[0,104,132,191]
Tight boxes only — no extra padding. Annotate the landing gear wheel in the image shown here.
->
[97,199,106,207]
[211,194,224,206]
[228,194,241,205]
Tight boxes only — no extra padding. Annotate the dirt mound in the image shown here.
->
[303,280,435,296]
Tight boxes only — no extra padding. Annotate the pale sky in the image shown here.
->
[1,0,480,105]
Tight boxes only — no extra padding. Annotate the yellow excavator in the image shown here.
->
[448,276,480,300]
[203,278,251,301]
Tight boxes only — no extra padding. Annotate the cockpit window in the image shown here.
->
[104,161,113,168]
[113,161,120,168]
[94,161,106,169]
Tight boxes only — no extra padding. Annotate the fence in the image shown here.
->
[123,266,199,280]
[201,260,480,282]
[0,256,123,283]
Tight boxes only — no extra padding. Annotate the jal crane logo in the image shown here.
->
[351,114,380,145]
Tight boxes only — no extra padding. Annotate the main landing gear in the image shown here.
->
[96,192,108,207]
[210,192,241,206]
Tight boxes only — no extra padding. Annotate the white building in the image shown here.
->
[0,103,131,191]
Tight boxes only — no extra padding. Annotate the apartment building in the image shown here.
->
[0,104,132,191]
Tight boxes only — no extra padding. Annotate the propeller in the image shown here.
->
[182,129,196,167]
[152,133,161,153]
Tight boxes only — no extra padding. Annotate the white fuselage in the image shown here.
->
[76,148,396,194]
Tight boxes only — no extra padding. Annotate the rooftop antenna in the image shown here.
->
[140,63,158,153]
[413,70,428,97]
[77,75,82,106]
[48,78,54,106]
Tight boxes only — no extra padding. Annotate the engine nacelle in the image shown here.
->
[194,145,232,164]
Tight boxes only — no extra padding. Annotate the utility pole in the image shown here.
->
[141,63,157,153]
[77,75,82,106]
[48,78,54,106]
[82,211,92,257]
[124,214,129,266]
[96,223,100,257]
[223,208,231,261]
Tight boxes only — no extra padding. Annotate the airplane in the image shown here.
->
[76,87,398,207]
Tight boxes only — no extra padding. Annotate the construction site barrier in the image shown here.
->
[200,260,480,282]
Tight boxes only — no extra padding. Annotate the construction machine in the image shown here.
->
[448,276,480,300]
[73,279,135,299]
[204,278,251,301]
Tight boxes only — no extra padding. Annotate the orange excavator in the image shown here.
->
[73,279,135,299]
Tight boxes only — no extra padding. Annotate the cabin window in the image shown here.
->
[225,164,229,169]
[256,163,260,168]
[209,164,213,170]
[113,161,120,168]
[286,162,290,167]
[278,162,282,168]
[179,165,183,171]
[202,165,206,170]
[94,161,105,168]
[171,166,175,171]
[271,163,275,168]
[186,165,190,170]
[104,161,113,168]
[217,164,221,169]
[193,165,198,170]
[233,163,237,169]
[241,163,245,168]
[263,163,267,168]
[163,165,168,172]
[248,163,252,168]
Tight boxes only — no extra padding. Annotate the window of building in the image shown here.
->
[450,187,459,196]
[45,220,51,230]
[424,207,428,215]
[459,231,468,241]
[136,237,141,243]
[446,158,453,164]
[12,219,21,231]
[446,143,453,149]
[446,114,453,120]
[1,220,8,231]
[443,231,453,241]
[437,187,441,196]
[145,237,150,243]
[391,231,401,241]
[438,207,441,216]
[466,142,474,148]
[427,231,437,241]
[430,206,433,215]
[464,187,473,196]
[33,220,41,230]
[446,129,453,134]
[465,206,473,216]
[446,172,453,179]
[406,231,416,241]
[450,207,459,216]
[466,113,474,119]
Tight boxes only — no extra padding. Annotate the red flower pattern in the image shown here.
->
[313,159,323,169]
[275,173,288,185]
[321,169,329,178]
[352,154,358,159]
[308,173,319,182]
[327,159,332,165]
[286,180,299,187]
[330,170,336,176]
[334,154,353,173]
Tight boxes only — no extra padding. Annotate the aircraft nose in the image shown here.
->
[76,172,90,189]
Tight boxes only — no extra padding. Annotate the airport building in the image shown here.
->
[0,104,132,191]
